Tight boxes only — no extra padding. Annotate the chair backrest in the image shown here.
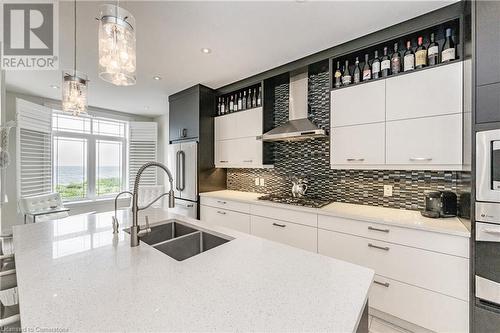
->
[18,193,64,215]
[138,185,165,208]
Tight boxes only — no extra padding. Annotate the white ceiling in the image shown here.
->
[5,0,457,117]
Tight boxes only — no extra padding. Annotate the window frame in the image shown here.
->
[52,112,128,203]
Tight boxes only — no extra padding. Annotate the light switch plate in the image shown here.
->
[259,178,265,186]
[383,185,393,197]
[255,178,260,186]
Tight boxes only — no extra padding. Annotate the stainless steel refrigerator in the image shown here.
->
[167,141,198,218]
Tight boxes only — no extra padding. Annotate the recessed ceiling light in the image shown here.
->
[50,84,60,89]
[153,75,162,81]
[201,48,212,54]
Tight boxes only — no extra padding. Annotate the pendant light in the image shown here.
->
[97,2,136,86]
[62,0,88,116]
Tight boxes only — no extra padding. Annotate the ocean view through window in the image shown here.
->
[53,112,127,202]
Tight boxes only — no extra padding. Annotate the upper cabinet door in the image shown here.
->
[386,62,463,121]
[215,108,263,141]
[169,90,199,142]
[331,122,385,166]
[331,81,386,127]
[386,114,463,168]
[476,0,500,86]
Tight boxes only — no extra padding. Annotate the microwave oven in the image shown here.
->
[476,129,500,203]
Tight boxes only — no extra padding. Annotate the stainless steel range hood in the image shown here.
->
[261,68,327,142]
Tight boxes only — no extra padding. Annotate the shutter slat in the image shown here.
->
[128,122,157,189]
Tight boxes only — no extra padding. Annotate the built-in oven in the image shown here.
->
[475,129,500,313]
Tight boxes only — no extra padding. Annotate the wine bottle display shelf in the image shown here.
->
[330,59,461,92]
[214,105,262,118]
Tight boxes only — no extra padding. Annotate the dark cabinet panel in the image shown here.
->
[476,82,500,124]
[169,89,199,142]
[474,304,500,333]
[476,1,500,86]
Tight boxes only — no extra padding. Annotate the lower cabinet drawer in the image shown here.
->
[200,205,250,233]
[318,229,469,301]
[250,215,317,252]
[370,275,469,333]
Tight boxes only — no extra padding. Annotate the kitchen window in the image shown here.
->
[52,112,127,202]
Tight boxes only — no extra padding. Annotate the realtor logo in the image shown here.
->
[1,1,59,70]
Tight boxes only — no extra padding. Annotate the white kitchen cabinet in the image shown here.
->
[330,80,386,127]
[331,122,385,167]
[200,197,251,214]
[370,275,468,333]
[386,113,463,169]
[250,204,317,227]
[250,215,317,252]
[214,107,270,168]
[200,205,251,234]
[386,61,463,121]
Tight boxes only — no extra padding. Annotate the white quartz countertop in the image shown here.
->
[13,209,374,332]
[200,190,470,237]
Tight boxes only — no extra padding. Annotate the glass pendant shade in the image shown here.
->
[62,70,88,115]
[98,4,136,86]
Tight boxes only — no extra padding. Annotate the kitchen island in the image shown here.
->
[13,209,374,332]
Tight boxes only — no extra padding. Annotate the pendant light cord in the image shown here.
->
[73,0,77,73]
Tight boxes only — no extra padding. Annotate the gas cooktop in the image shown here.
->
[258,194,332,208]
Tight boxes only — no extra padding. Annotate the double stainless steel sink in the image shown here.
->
[126,221,231,261]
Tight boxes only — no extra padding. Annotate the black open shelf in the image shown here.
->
[215,82,262,117]
[330,18,461,90]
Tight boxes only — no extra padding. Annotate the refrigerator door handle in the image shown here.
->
[179,150,186,191]
[175,150,181,191]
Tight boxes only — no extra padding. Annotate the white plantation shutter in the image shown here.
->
[16,99,53,198]
[128,122,157,189]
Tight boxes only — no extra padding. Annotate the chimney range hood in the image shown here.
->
[261,68,327,142]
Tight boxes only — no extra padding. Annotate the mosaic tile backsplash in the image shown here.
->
[227,69,471,211]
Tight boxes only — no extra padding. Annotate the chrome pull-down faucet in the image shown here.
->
[113,162,175,247]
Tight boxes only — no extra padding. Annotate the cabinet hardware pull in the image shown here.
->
[243,160,253,163]
[346,158,365,162]
[409,157,432,161]
[368,243,390,251]
[374,280,390,288]
[368,226,390,233]
[217,200,227,204]
[217,211,226,215]
[219,160,228,163]
[483,229,500,235]
[272,223,286,228]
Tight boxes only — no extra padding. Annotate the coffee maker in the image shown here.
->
[421,190,458,218]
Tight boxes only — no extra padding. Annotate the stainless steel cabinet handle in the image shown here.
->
[373,280,390,288]
[368,226,390,233]
[216,211,226,215]
[346,158,365,162]
[219,160,228,163]
[243,160,253,163]
[409,157,432,161]
[175,151,181,191]
[217,200,227,204]
[272,222,286,228]
[368,243,390,251]
[179,150,186,191]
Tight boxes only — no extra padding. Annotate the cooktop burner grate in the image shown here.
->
[258,194,331,208]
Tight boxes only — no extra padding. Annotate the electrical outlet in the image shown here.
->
[383,185,393,197]
[259,178,265,186]
[254,178,260,186]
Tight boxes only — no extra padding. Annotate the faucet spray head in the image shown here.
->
[168,190,175,208]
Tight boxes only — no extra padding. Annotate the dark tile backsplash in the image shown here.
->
[226,69,471,211]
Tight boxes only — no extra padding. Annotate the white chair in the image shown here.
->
[138,185,166,208]
[19,193,70,223]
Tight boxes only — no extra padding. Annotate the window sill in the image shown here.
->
[64,197,131,208]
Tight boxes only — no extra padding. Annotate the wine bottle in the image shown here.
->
[381,47,391,77]
[403,40,414,72]
[242,91,247,110]
[221,97,225,115]
[442,28,455,62]
[353,57,361,84]
[362,54,371,81]
[372,50,380,79]
[237,93,242,110]
[415,36,427,69]
[391,43,401,74]
[246,90,251,109]
[334,61,342,88]
[229,95,234,112]
[234,94,238,111]
[342,60,351,86]
[251,89,257,108]
[257,86,262,106]
[217,97,221,115]
[427,32,439,66]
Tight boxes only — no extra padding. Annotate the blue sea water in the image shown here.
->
[57,166,120,184]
